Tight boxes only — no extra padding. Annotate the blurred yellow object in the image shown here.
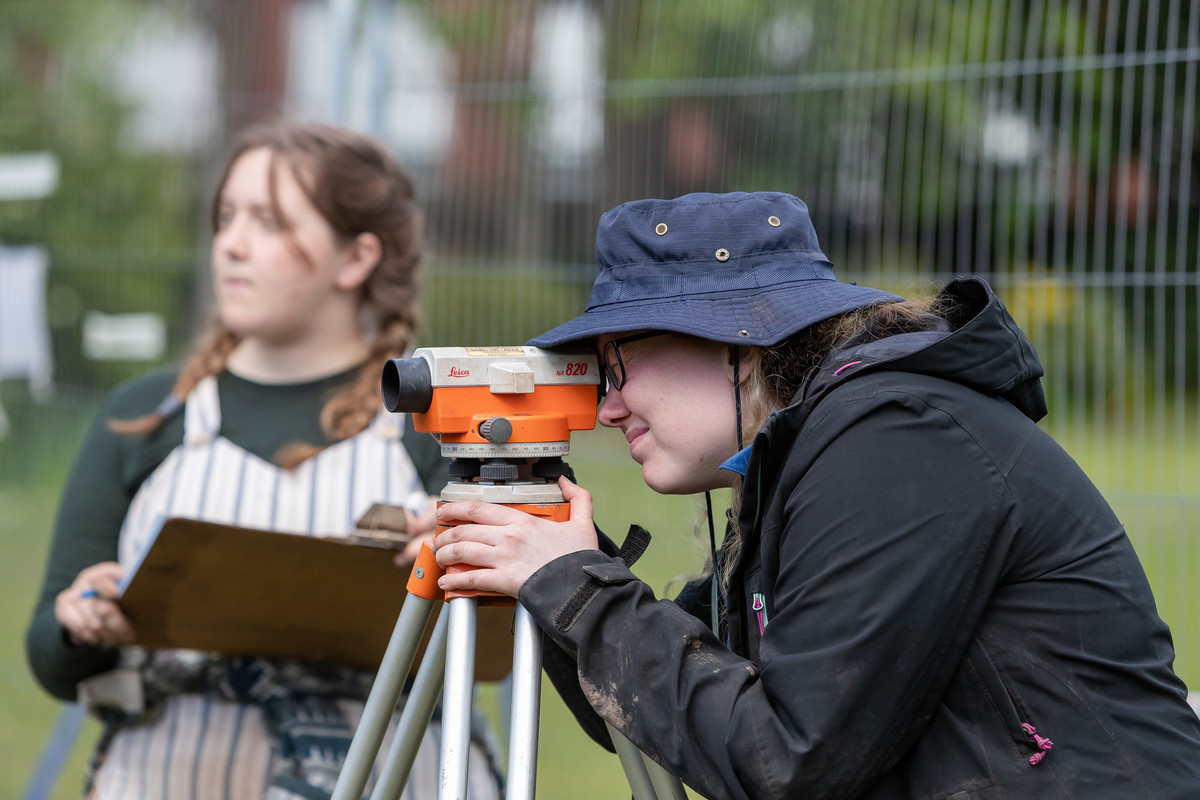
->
[1000,267,1077,334]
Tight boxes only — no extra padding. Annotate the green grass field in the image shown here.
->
[2,390,1196,799]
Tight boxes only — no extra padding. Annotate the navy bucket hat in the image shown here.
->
[529,191,903,348]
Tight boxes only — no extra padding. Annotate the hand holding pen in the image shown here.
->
[55,561,135,648]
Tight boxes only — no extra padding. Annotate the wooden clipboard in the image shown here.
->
[117,516,514,680]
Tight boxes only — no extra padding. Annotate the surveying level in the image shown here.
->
[331,347,686,800]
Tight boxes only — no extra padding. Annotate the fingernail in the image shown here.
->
[80,589,98,599]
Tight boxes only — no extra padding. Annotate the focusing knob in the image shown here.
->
[531,457,568,481]
[449,459,481,479]
[479,459,520,482]
[479,417,514,444]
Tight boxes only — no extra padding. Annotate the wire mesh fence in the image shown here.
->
[2,0,1197,681]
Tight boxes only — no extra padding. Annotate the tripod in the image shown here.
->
[331,345,689,799]
[330,476,688,800]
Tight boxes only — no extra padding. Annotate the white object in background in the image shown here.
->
[0,152,60,200]
[0,244,54,438]
[82,311,166,361]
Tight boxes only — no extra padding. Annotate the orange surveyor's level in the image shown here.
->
[412,383,598,445]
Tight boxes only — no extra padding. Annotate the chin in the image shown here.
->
[643,463,731,496]
[217,308,248,331]
[217,309,262,339]
[641,470,703,496]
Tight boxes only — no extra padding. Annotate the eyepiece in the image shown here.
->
[382,357,434,413]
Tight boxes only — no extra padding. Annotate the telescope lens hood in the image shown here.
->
[382,357,434,413]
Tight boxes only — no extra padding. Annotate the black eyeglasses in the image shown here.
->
[601,331,669,393]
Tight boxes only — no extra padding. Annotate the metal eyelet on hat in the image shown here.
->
[655,223,668,235]
[768,215,781,227]
[738,329,750,338]
[715,248,730,262]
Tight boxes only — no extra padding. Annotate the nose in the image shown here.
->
[214,214,248,260]
[597,385,627,427]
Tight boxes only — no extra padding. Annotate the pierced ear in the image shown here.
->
[334,232,383,290]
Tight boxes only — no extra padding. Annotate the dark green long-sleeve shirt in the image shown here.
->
[25,366,448,701]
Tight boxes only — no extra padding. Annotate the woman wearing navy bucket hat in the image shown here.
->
[432,192,1200,799]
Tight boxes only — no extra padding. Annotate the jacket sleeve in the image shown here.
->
[538,541,722,754]
[519,390,1013,800]
[536,522,667,753]
[24,384,162,700]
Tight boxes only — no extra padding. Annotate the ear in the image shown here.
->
[728,344,758,384]
[334,232,383,291]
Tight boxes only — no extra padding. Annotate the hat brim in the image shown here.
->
[528,279,903,348]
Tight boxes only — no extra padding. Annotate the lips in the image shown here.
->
[219,274,253,291]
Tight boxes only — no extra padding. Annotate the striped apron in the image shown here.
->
[87,376,501,800]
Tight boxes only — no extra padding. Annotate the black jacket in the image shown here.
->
[521,277,1200,799]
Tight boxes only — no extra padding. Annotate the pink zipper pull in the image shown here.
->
[752,593,767,635]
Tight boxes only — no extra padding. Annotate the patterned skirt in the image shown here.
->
[87,692,503,800]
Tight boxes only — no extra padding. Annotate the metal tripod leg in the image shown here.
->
[331,545,444,800]
[439,596,478,799]
[440,598,684,800]
[505,606,542,800]
[369,610,450,800]
[608,723,658,800]
[438,595,686,800]
[641,753,689,800]
[606,724,689,800]
[332,543,690,800]
[437,596,546,799]
[433,595,538,800]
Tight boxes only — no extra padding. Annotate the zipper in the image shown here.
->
[752,592,769,635]
[968,639,1055,767]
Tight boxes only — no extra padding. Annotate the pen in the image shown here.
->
[81,580,124,599]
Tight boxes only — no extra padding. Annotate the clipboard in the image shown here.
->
[117,516,514,680]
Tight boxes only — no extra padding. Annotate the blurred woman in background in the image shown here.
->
[26,121,501,799]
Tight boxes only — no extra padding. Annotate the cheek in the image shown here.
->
[276,279,326,315]
[641,386,722,446]
[279,238,342,291]
[629,357,726,419]
[621,380,675,425]
[258,245,317,293]
[672,376,738,450]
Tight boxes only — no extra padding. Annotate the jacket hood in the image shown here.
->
[734,276,1046,588]
[746,276,1046,504]
[799,275,1047,422]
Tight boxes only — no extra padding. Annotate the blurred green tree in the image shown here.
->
[0,0,200,391]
